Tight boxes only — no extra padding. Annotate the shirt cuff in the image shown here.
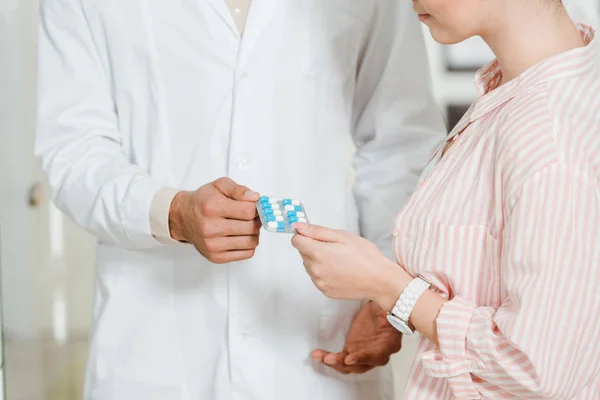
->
[149,187,181,245]
[421,296,484,399]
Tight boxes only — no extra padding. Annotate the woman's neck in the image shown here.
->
[482,4,585,85]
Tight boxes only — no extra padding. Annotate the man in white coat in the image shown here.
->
[36,0,445,399]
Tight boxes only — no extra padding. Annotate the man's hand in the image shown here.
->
[169,177,261,263]
[311,301,402,374]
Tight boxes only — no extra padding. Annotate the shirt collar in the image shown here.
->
[451,23,597,137]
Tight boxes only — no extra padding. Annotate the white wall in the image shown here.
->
[0,0,96,342]
[0,0,45,339]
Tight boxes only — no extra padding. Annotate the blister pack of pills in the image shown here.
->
[256,196,309,233]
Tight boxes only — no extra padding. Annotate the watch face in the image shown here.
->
[386,314,413,335]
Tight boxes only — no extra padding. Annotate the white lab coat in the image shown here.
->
[36,0,445,399]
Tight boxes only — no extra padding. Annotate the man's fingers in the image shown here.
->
[200,218,260,237]
[323,351,348,366]
[294,223,343,243]
[206,235,260,253]
[310,349,375,375]
[209,249,256,264]
[222,218,262,236]
[213,177,259,202]
[321,361,374,375]
[341,365,375,374]
[242,190,260,201]
[311,349,329,362]
[322,363,350,375]
[212,177,239,197]
[214,197,258,220]
[345,349,391,367]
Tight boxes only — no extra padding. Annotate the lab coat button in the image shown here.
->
[237,158,250,170]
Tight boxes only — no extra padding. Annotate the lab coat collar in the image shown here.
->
[206,0,278,69]
[238,0,280,69]
[207,0,240,39]
[449,23,596,141]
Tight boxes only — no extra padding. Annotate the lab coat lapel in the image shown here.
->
[238,0,278,69]
[206,0,239,39]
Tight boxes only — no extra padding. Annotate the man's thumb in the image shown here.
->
[213,177,259,201]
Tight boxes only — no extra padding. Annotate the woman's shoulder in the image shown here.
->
[493,75,600,195]
[492,88,556,173]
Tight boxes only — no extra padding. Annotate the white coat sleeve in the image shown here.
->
[35,0,168,248]
[352,0,445,259]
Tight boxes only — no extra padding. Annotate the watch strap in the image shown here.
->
[390,276,431,326]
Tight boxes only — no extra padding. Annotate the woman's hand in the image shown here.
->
[291,223,408,310]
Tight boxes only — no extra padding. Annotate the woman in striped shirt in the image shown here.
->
[292,0,600,398]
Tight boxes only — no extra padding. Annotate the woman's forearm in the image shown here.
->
[405,290,447,346]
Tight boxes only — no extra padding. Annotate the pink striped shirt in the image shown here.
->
[394,24,600,399]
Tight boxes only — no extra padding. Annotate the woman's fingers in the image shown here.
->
[294,223,344,243]
[291,233,317,255]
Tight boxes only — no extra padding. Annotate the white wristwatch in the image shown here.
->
[386,276,431,335]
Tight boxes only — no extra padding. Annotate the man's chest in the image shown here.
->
[81,1,375,82]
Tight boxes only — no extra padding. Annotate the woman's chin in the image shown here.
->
[428,27,467,45]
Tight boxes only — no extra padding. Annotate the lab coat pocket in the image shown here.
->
[303,6,367,82]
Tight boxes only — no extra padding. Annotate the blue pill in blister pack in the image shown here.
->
[256,196,309,233]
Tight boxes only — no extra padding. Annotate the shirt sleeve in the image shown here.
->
[149,187,181,244]
[352,1,445,260]
[421,165,600,399]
